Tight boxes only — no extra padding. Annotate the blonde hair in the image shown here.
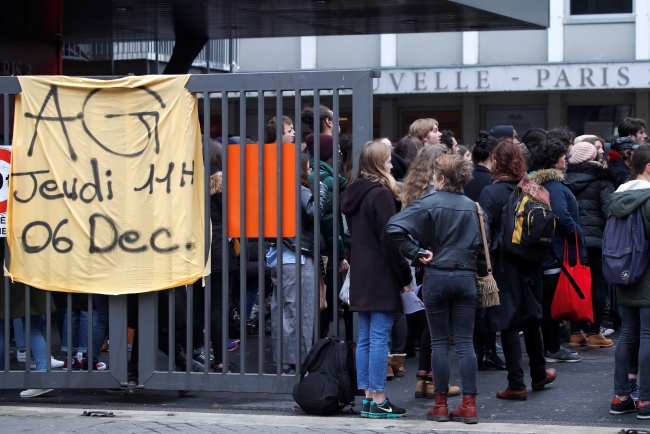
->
[357,140,400,197]
[434,154,473,193]
[409,118,438,141]
[401,146,442,208]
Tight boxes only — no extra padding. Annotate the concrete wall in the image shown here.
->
[396,32,463,66]
[479,30,547,64]
[317,35,380,69]
[238,37,301,71]
[564,23,635,61]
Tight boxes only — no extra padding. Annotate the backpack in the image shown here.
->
[499,180,555,263]
[602,208,650,286]
[292,336,359,415]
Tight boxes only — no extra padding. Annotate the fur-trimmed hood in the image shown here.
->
[528,168,564,185]
[210,171,223,195]
[565,161,616,194]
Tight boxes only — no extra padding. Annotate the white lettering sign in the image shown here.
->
[372,62,650,94]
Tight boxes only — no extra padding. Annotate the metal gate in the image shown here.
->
[0,69,379,393]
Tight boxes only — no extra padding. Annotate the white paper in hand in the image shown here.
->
[401,291,425,314]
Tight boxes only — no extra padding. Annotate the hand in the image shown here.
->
[339,259,350,271]
[419,250,434,264]
[402,283,415,293]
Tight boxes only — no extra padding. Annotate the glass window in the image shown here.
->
[567,104,634,138]
[570,0,632,15]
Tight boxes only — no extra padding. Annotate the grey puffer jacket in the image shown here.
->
[565,161,615,248]
[281,183,328,256]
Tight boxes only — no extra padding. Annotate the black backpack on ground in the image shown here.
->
[292,336,359,415]
[499,181,555,263]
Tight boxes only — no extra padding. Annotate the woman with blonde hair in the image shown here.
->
[387,154,486,424]
[340,140,414,419]
[401,145,443,208]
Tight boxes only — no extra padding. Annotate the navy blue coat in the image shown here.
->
[529,169,588,270]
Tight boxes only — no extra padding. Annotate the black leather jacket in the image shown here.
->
[386,190,488,273]
[281,183,328,256]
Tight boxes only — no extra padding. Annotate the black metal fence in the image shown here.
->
[0,69,378,393]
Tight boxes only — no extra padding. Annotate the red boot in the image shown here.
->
[427,394,449,422]
[449,394,478,424]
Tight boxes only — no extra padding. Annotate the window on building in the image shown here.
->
[570,0,632,15]
[567,104,635,138]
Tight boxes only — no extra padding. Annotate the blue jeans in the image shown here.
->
[615,306,650,400]
[13,318,26,351]
[0,316,47,371]
[356,310,395,393]
[423,269,478,395]
[81,295,109,364]
[61,310,88,353]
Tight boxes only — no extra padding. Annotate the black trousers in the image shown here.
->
[542,273,561,354]
[501,320,547,389]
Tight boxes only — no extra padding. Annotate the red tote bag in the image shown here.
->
[551,230,594,323]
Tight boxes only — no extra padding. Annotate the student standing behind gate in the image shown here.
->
[268,154,327,374]
[340,140,413,419]
[608,143,650,419]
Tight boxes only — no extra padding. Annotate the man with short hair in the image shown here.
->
[265,115,296,144]
[440,130,459,155]
[409,118,441,146]
[618,118,647,147]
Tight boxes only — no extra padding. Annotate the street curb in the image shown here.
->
[0,405,630,433]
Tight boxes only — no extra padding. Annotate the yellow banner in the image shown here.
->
[7,75,206,295]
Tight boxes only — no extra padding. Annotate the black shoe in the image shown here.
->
[368,398,407,419]
[246,321,259,337]
[482,352,506,370]
[176,350,204,372]
[610,396,636,414]
[214,362,240,373]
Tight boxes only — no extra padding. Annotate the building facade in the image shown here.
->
[237,0,650,144]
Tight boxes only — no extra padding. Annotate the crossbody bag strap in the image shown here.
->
[475,202,492,273]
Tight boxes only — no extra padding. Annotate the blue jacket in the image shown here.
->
[529,169,588,270]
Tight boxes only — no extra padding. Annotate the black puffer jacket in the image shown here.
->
[386,190,488,273]
[210,168,239,274]
[565,162,615,249]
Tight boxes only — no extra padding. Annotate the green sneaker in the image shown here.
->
[361,399,373,418]
[369,398,407,419]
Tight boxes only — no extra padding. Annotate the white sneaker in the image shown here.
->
[30,356,65,369]
[20,388,54,398]
[600,326,615,337]
[16,349,26,362]
[95,362,107,371]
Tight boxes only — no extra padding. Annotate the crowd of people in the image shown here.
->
[1,106,648,425]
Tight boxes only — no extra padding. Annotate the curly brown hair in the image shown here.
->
[401,145,442,207]
[434,154,473,193]
[491,140,527,183]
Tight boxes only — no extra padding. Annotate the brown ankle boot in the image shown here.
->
[450,394,478,424]
[386,356,394,380]
[587,333,613,348]
[569,332,588,348]
[390,354,406,377]
[427,394,449,421]
[415,378,428,398]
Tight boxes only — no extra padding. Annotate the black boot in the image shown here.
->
[176,350,204,372]
[482,351,506,370]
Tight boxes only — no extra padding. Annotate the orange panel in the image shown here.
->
[227,143,297,238]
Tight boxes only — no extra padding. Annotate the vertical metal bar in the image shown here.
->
[108,295,128,383]
[276,91,283,376]
[45,293,51,371]
[313,91,321,342]
[239,92,247,374]
[2,94,7,372]
[203,90,211,378]
[257,91,265,375]
[87,294,93,371]
[139,292,158,382]
[169,287,175,372]
[221,93,229,374]
[25,285,31,371]
[294,91,302,374]
[66,292,72,372]
[331,90,340,338]
[185,286,192,373]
